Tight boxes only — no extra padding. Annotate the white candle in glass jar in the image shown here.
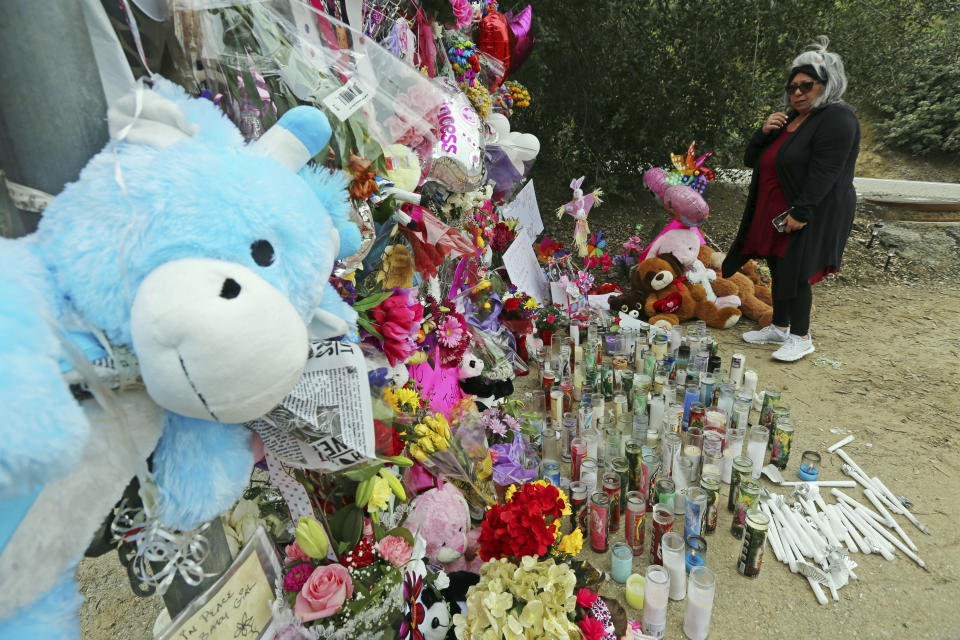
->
[742,370,759,401]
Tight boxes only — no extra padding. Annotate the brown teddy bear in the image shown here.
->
[698,245,774,327]
[627,253,741,330]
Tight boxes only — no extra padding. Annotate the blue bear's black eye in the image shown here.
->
[251,240,275,267]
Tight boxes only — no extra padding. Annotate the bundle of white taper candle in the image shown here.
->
[759,435,930,605]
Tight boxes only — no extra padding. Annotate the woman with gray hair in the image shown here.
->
[722,37,860,362]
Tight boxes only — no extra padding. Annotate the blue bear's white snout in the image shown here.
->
[130,258,308,423]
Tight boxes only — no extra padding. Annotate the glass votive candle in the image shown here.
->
[683,566,717,640]
[642,564,670,639]
[611,541,633,583]
[583,428,601,461]
[704,407,727,431]
[797,450,822,481]
[542,462,560,487]
[685,535,708,572]
[661,531,687,601]
[626,573,646,610]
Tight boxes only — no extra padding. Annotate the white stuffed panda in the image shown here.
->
[457,349,513,411]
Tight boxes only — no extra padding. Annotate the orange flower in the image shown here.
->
[348,152,379,201]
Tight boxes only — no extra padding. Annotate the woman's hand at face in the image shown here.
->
[762,111,789,134]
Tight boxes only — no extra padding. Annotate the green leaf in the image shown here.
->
[353,292,392,312]
[239,67,262,109]
[343,463,384,482]
[292,469,314,494]
[327,504,364,550]
[356,316,384,341]
[385,526,415,546]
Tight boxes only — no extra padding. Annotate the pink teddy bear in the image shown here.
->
[404,483,483,573]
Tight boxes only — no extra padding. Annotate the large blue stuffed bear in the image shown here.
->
[0,79,360,638]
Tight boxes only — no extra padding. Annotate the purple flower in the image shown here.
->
[503,414,522,432]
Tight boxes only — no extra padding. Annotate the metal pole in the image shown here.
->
[0,2,236,617]
[0,0,109,232]
[0,170,27,239]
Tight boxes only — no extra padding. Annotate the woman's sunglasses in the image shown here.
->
[785,80,819,95]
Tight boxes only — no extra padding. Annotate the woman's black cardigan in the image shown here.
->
[722,102,860,298]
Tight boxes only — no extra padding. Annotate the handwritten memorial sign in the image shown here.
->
[502,229,550,303]
[161,528,281,640]
[500,180,543,237]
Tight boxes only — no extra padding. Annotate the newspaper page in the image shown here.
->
[247,340,375,471]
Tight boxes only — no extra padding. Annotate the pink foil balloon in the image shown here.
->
[663,184,709,227]
[643,167,669,200]
[505,5,535,73]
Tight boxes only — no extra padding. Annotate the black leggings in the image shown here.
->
[767,257,812,336]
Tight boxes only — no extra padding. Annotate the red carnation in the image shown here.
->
[579,616,606,640]
[577,588,598,608]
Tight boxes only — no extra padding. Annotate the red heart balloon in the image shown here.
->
[477,11,511,89]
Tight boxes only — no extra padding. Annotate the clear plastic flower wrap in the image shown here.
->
[170,0,454,168]
[419,404,496,518]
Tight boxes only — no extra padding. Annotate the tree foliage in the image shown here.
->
[509,0,959,192]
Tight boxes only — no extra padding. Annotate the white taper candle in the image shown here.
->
[826,435,854,453]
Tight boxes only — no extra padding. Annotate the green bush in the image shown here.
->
[509,1,959,192]
[867,13,960,157]
[873,61,960,155]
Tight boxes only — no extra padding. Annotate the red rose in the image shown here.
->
[505,298,520,311]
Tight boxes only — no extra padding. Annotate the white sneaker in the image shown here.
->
[742,324,789,345]
[771,334,815,362]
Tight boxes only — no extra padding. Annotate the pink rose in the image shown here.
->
[374,535,413,568]
[294,564,354,622]
[284,541,311,564]
[450,0,473,28]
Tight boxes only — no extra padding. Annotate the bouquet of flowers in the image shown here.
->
[452,556,580,640]
[485,220,518,269]
[355,286,425,366]
[501,289,537,323]
[535,237,568,264]
[478,399,536,446]
[278,515,444,639]
[418,297,472,368]
[477,481,581,562]
[534,304,568,333]
[416,405,497,517]
[436,184,494,224]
